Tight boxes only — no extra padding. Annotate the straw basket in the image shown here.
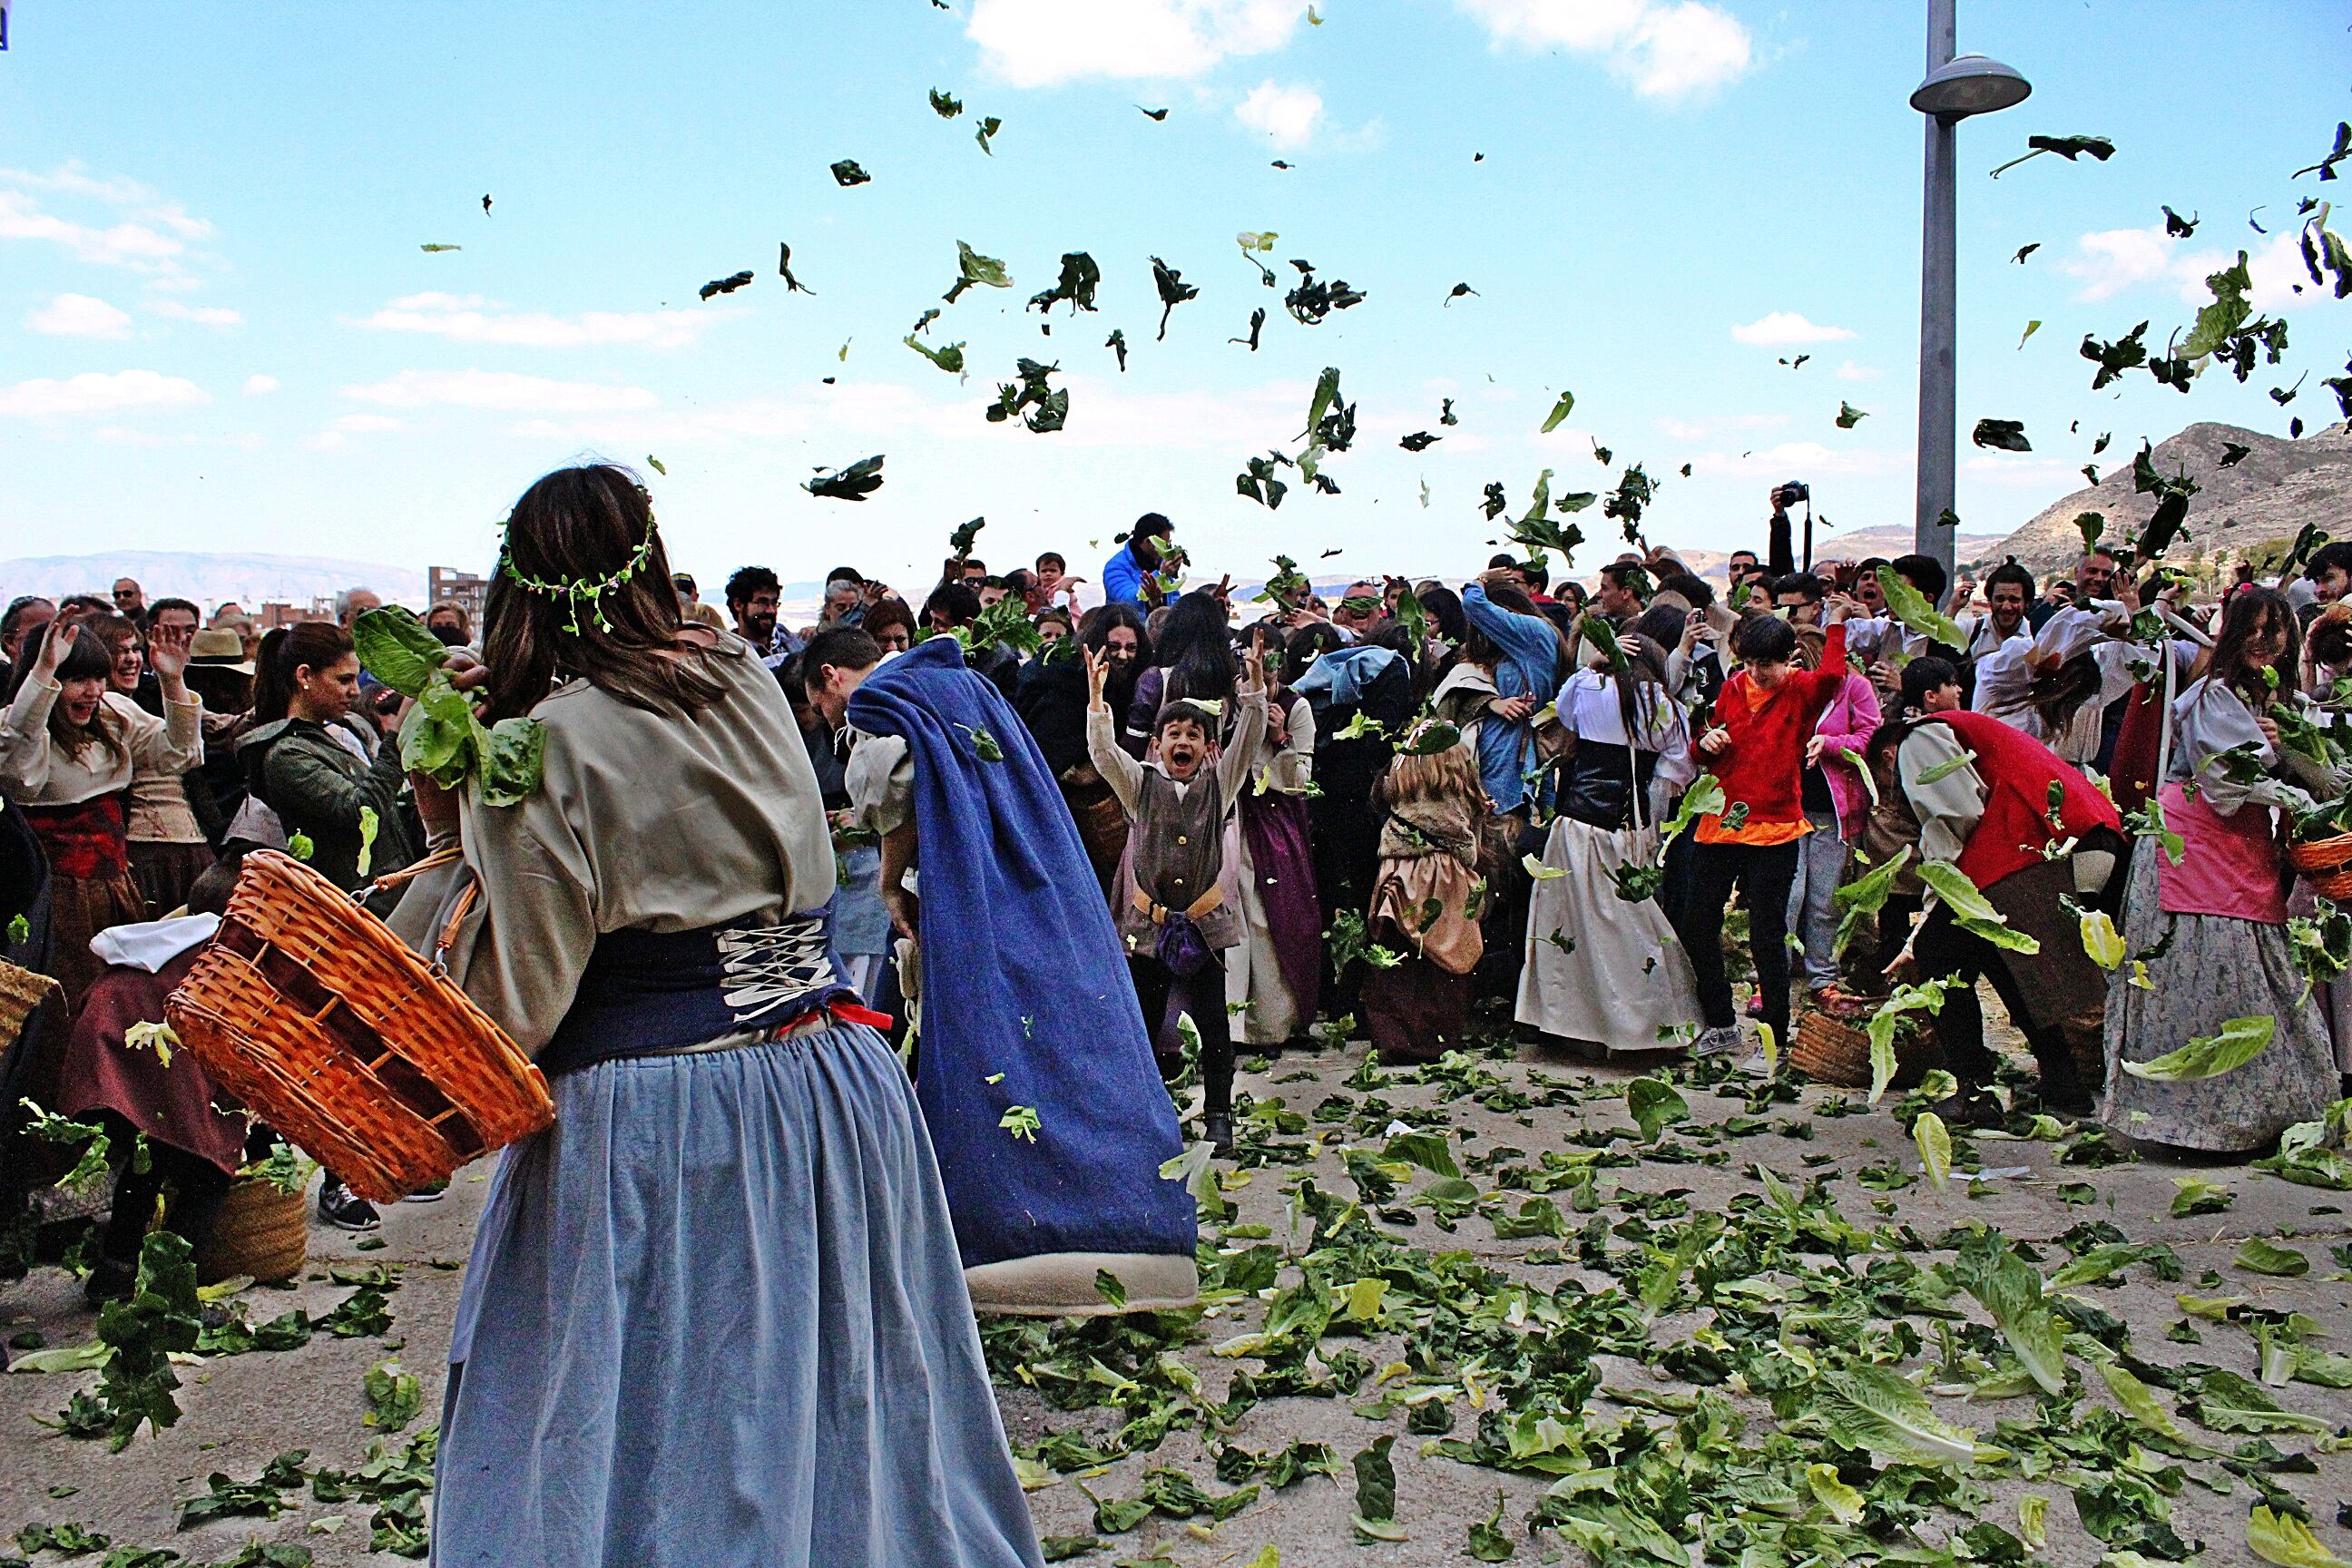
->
[2288,833,2352,902]
[167,849,553,1205]
[194,1176,307,1286]
[1791,1004,1941,1090]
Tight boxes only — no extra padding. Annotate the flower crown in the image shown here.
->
[498,511,660,635]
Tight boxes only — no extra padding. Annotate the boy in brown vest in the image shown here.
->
[1084,632,1269,1153]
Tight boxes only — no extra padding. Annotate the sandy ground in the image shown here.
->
[5,1016,2350,1567]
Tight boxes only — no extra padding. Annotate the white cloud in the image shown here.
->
[151,300,242,328]
[0,368,208,417]
[26,292,132,338]
[334,414,405,433]
[2063,227,2319,313]
[0,188,188,270]
[349,291,717,350]
[341,368,660,414]
[1453,0,1753,100]
[1233,81,1324,147]
[967,0,1300,86]
[242,375,280,395]
[1731,311,1856,347]
[1835,360,1881,382]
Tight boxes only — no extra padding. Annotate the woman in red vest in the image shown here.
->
[2104,588,2346,1156]
[1886,705,2125,1122]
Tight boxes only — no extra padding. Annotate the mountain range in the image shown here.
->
[0,552,428,612]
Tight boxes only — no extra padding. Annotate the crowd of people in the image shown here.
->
[7,466,2352,1563]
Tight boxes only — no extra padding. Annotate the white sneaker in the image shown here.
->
[1690,1024,1742,1058]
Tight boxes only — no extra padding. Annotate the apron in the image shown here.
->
[2155,781,2288,926]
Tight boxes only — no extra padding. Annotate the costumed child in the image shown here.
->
[1362,720,1490,1065]
[1083,630,1269,1154]
[840,631,1200,1315]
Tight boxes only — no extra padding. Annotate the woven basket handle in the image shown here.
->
[364,845,481,971]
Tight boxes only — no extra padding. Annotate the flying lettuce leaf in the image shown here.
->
[698,270,753,301]
[1836,401,1868,429]
[986,358,1067,434]
[944,241,1012,305]
[805,454,886,501]
[974,116,1002,155]
[2082,322,2151,390]
[904,335,966,374]
[1972,417,2032,452]
[1920,860,2037,953]
[929,88,963,118]
[1282,259,1364,326]
[2122,1014,2273,1082]
[828,160,871,186]
[1026,252,1100,316]
[1151,257,1200,340]
[1877,565,1966,651]
[352,607,448,701]
[1989,133,2116,178]
[1540,391,1574,434]
[1832,846,1911,957]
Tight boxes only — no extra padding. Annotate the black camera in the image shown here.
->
[1772,481,1810,509]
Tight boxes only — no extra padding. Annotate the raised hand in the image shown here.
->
[34,609,86,679]
[1083,644,1110,711]
[146,619,191,683]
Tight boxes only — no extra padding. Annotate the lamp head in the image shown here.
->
[1911,54,2032,119]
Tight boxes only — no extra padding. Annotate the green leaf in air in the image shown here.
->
[1540,390,1574,434]
[1836,401,1869,429]
[1920,859,2039,954]
[2123,1015,2274,1082]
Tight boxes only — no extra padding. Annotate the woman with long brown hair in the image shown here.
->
[90,614,215,915]
[2104,586,2347,1155]
[0,610,199,1002]
[1361,726,1491,1064]
[405,464,1041,1568]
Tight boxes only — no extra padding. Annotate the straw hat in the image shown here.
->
[188,627,254,674]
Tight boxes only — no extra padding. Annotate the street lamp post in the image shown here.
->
[1910,0,2031,583]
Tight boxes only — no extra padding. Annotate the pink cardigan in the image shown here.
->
[1811,671,1883,838]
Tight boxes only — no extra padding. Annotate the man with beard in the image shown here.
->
[1102,512,1174,605]
[1958,560,2034,664]
[726,564,799,667]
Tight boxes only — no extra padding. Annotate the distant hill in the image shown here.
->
[1994,420,2352,573]
[0,552,427,612]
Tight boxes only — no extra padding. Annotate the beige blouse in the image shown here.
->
[0,680,201,807]
[403,637,837,1055]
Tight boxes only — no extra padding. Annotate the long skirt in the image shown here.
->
[45,868,146,1009]
[129,838,215,920]
[1363,949,1475,1063]
[2101,842,2337,1155]
[1225,791,1322,1046]
[432,1021,1044,1568]
[1515,816,1700,1054]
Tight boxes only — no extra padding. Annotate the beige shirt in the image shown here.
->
[417,637,836,1055]
[0,680,201,806]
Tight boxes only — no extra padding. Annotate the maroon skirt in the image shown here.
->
[1363,950,1475,1065]
[23,796,143,1008]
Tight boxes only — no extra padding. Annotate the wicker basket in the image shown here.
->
[168,849,553,1205]
[1791,1004,1942,1090]
[194,1176,307,1286]
[2288,834,2352,901]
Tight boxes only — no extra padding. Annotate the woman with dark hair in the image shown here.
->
[863,595,916,655]
[91,614,213,915]
[0,610,200,1003]
[2104,586,2347,1155]
[403,465,1042,1568]
[1517,630,1700,1055]
[236,621,416,896]
[1123,588,1238,757]
[1436,570,1563,818]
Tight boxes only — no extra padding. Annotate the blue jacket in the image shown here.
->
[1102,543,1151,604]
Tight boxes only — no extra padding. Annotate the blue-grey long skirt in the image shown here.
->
[430,1021,1045,1568]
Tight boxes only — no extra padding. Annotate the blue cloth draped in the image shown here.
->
[847,638,1195,1269]
[1462,583,1561,813]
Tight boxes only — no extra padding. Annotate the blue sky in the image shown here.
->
[1,0,2346,600]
